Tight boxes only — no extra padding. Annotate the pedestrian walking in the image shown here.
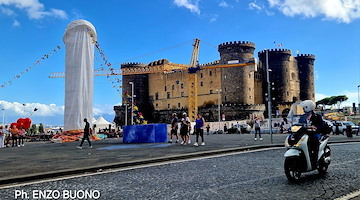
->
[254,117,262,141]
[168,113,179,143]
[180,113,190,145]
[77,118,92,149]
[206,124,210,135]
[194,113,206,146]
[224,124,227,134]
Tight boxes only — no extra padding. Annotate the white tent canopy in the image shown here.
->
[93,116,112,132]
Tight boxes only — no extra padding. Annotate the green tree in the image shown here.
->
[332,95,348,111]
[38,123,44,134]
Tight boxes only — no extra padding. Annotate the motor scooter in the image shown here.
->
[284,124,331,182]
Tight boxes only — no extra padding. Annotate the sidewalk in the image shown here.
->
[0,133,359,185]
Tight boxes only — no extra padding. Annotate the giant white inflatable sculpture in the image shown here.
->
[63,20,97,132]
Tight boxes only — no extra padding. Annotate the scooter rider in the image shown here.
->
[298,100,325,166]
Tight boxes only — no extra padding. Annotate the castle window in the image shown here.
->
[172,85,175,90]
[249,88,251,91]
[249,74,251,78]
[156,103,158,107]
[225,88,227,91]
[176,80,179,84]
[165,86,167,91]
[178,103,181,108]
[209,71,212,76]
[286,91,289,96]
[200,73,203,78]
[200,82,203,86]
[210,90,213,94]
[181,92,184,97]
[167,104,170,109]
[155,92,159,100]
[181,83,184,89]
[225,96,227,101]
[167,92,170,99]
[249,96,252,99]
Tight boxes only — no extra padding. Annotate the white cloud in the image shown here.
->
[219,1,229,8]
[0,7,15,16]
[0,0,68,20]
[173,0,201,14]
[267,0,360,23]
[249,2,262,10]
[0,101,64,117]
[210,14,218,22]
[12,19,20,27]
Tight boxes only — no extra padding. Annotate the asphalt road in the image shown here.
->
[1,142,359,200]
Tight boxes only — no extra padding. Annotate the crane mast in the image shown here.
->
[187,38,200,121]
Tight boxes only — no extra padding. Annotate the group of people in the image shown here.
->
[0,124,27,148]
[168,112,206,147]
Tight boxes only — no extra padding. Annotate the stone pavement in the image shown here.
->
[0,133,359,185]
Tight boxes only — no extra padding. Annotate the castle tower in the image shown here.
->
[218,41,256,104]
[296,54,315,101]
[258,49,300,106]
[120,62,151,124]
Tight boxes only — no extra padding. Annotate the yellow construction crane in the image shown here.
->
[49,38,256,121]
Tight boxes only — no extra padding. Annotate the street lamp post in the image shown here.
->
[358,85,360,113]
[2,108,5,126]
[216,89,222,132]
[125,104,128,126]
[265,50,273,144]
[129,82,134,125]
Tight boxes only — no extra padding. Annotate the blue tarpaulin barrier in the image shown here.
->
[123,124,167,143]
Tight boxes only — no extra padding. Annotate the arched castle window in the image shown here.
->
[155,93,159,100]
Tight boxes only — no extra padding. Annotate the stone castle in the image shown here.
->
[114,41,315,124]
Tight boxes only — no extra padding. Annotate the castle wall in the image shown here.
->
[148,68,222,110]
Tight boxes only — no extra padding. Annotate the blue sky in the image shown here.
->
[0,0,359,125]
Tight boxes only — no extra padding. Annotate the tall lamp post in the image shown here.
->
[2,108,5,126]
[265,49,273,144]
[125,104,128,126]
[216,89,222,132]
[129,82,134,125]
[357,85,360,113]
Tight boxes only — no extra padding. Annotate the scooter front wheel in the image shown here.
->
[284,157,302,182]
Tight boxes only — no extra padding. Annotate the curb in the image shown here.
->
[0,140,358,187]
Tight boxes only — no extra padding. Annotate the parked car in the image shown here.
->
[332,121,346,134]
[343,121,359,134]
[227,124,251,134]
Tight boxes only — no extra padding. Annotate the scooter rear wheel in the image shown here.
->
[284,157,302,182]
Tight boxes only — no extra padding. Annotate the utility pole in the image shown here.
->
[129,82,134,125]
[266,50,273,144]
[216,89,222,133]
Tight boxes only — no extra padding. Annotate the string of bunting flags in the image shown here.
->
[89,32,147,124]
[1,45,62,88]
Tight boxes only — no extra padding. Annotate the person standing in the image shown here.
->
[10,124,19,147]
[18,127,26,146]
[194,113,206,146]
[77,118,92,149]
[254,117,262,141]
[206,124,210,135]
[168,113,179,143]
[180,113,190,145]
[0,126,5,148]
